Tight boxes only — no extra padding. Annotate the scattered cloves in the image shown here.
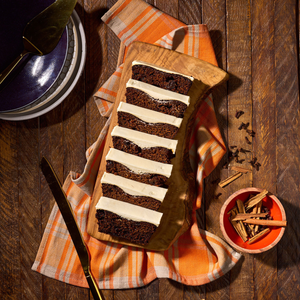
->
[235,110,244,119]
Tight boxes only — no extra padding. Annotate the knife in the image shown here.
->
[0,0,77,85]
[40,157,102,300]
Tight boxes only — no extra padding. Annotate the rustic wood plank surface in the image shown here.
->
[0,0,300,299]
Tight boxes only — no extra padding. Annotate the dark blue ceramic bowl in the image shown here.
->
[0,0,68,112]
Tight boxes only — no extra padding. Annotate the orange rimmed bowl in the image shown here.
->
[220,187,286,254]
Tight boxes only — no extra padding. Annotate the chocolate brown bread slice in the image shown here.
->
[125,79,190,118]
[132,60,194,95]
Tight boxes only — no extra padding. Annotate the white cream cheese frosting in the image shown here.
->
[117,102,182,128]
[126,79,190,106]
[96,196,163,226]
[101,172,168,201]
[132,60,194,82]
[106,148,173,177]
[111,126,178,153]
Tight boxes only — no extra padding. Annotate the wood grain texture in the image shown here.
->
[85,0,109,149]
[137,280,159,300]
[17,119,43,300]
[251,0,277,298]
[274,1,300,299]
[159,279,184,300]
[202,2,229,299]
[178,0,202,25]
[226,1,253,300]
[0,121,20,300]
[39,108,67,300]
[64,1,91,297]
[154,0,178,20]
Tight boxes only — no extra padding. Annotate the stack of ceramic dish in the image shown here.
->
[0,1,86,121]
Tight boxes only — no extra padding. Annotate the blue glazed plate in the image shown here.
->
[0,0,68,112]
[0,10,86,121]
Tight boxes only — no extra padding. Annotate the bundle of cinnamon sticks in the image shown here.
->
[228,190,287,244]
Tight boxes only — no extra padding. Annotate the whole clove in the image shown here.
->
[238,122,250,130]
[249,157,258,166]
[238,147,251,153]
[254,162,261,171]
[232,149,239,157]
[246,129,256,137]
[245,136,251,144]
[238,122,246,130]
[235,157,245,164]
[235,110,244,119]
[214,193,222,199]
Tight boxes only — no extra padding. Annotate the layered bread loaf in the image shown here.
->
[95,60,194,245]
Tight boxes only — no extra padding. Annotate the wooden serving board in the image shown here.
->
[87,41,228,251]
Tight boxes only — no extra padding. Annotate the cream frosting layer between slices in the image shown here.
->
[96,196,163,226]
[101,172,167,201]
[111,126,178,153]
[132,60,194,82]
[117,102,182,128]
[106,148,173,177]
[126,79,190,105]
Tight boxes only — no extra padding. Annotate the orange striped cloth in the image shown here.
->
[32,0,241,289]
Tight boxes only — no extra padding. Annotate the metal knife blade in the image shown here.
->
[40,157,102,300]
[0,0,77,85]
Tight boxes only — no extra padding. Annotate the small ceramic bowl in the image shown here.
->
[220,187,286,254]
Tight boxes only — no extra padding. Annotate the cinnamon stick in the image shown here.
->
[236,199,246,213]
[218,172,243,188]
[236,199,248,239]
[255,201,262,232]
[243,219,287,227]
[232,212,268,221]
[249,204,258,235]
[248,228,271,244]
[244,190,268,210]
[230,166,251,173]
[230,212,248,242]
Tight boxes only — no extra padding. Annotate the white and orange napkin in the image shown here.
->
[32,0,241,289]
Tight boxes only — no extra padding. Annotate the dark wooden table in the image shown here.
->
[1,0,299,299]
